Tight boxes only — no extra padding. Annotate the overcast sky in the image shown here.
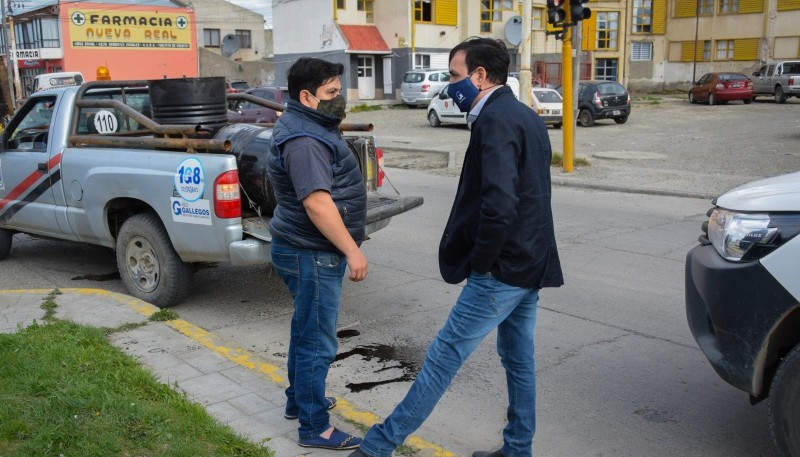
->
[229,0,272,28]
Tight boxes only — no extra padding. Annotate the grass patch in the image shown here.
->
[633,95,661,105]
[40,289,62,321]
[349,104,383,113]
[149,308,179,322]
[0,320,273,457]
[551,152,591,167]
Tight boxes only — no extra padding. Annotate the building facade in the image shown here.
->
[273,0,800,99]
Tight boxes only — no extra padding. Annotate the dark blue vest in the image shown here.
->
[267,100,367,252]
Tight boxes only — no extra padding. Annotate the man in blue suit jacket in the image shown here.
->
[349,37,563,457]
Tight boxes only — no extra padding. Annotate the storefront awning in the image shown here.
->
[338,24,391,54]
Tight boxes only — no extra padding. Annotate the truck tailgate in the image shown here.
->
[242,193,424,242]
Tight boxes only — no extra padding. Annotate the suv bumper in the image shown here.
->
[685,244,797,396]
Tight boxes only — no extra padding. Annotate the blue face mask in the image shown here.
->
[448,73,479,113]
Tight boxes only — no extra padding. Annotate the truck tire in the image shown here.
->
[769,344,800,457]
[775,87,787,104]
[116,212,193,308]
[0,229,12,260]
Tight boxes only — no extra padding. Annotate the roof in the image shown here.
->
[338,25,390,54]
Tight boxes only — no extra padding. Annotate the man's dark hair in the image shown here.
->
[449,37,509,85]
[287,57,345,101]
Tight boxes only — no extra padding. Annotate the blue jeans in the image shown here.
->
[271,240,346,440]
[360,271,539,457]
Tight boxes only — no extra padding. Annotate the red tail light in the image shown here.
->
[421,83,430,93]
[376,147,385,188]
[790,77,795,86]
[747,80,753,88]
[214,170,241,218]
[716,83,725,90]
[593,92,602,108]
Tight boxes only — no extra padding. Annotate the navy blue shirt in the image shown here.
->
[282,136,334,201]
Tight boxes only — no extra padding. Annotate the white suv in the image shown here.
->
[685,171,800,457]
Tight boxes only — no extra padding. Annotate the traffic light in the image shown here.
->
[570,0,591,22]
[547,0,567,25]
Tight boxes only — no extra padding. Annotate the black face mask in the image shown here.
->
[314,94,347,119]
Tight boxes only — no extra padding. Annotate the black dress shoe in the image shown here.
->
[472,450,505,457]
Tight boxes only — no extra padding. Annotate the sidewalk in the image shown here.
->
[0,288,455,457]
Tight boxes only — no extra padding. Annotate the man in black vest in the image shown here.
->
[267,57,367,451]
[349,37,563,457]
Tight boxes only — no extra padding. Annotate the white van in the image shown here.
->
[31,71,84,93]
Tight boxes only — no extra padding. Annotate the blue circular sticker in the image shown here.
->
[175,158,205,202]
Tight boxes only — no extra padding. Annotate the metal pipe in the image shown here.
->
[69,134,232,152]
[227,93,286,112]
[75,98,201,135]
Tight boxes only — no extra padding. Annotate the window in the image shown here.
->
[532,7,545,29]
[596,12,619,50]
[632,42,653,60]
[337,0,345,8]
[716,39,734,60]
[481,1,503,33]
[501,0,514,10]
[702,40,711,60]
[632,0,652,33]
[204,28,221,47]
[719,0,738,12]
[358,0,374,22]
[235,30,251,48]
[414,0,433,22]
[699,0,714,15]
[414,54,431,68]
[595,58,618,80]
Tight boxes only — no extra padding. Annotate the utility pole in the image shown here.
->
[1,0,14,110]
[519,0,532,107]
[561,10,574,173]
[8,10,20,106]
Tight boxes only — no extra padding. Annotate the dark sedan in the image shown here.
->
[689,72,754,105]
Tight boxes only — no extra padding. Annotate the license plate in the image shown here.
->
[612,110,621,115]
[733,83,742,88]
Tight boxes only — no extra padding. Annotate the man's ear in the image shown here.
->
[299,89,316,108]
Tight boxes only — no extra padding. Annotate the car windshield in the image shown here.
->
[231,81,250,90]
[534,90,562,103]
[597,82,627,96]
[720,73,748,81]
[404,73,425,83]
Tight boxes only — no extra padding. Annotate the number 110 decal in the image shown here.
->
[174,157,205,202]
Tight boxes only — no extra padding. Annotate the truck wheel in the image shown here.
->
[775,87,787,104]
[769,344,800,457]
[0,229,12,260]
[614,116,628,124]
[428,110,441,127]
[553,122,562,129]
[578,109,594,127]
[116,212,193,308]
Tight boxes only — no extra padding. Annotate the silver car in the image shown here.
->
[401,69,450,107]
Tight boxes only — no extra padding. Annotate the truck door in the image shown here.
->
[0,95,63,235]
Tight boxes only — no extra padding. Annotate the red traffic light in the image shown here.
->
[547,0,564,7]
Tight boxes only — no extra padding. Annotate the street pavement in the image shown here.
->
[1,95,798,457]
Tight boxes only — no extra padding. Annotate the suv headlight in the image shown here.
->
[708,209,779,261]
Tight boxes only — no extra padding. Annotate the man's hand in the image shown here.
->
[346,249,368,282]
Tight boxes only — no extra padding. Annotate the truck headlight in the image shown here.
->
[708,209,778,262]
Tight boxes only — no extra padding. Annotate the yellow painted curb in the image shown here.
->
[1,288,458,456]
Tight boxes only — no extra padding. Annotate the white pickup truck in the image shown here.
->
[0,78,423,307]
[751,60,800,103]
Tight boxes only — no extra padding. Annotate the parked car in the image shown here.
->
[225,80,250,94]
[685,171,800,457]
[531,88,563,129]
[227,86,284,124]
[426,76,520,127]
[751,60,800,103]
[689,72,754,105]
[401,69,450,107]
[565,80,631,127]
